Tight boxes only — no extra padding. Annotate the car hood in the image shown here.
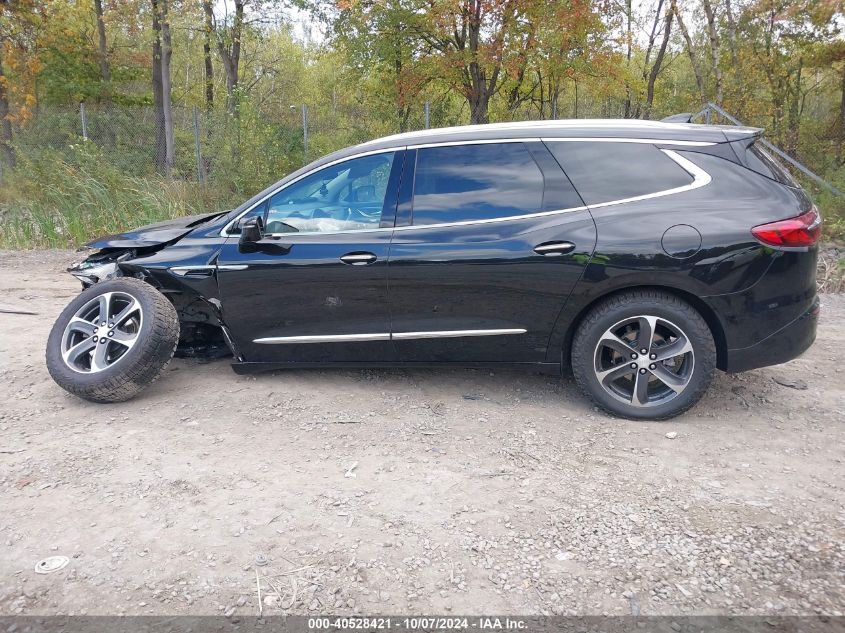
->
[84,212,225,249]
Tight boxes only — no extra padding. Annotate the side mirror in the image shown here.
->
[239,216,265,244]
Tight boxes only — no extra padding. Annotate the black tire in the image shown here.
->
[571,289,716,420]
[46,277,180,403]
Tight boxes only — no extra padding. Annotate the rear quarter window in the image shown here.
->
[545,141,693,205]
[745,141,799,188]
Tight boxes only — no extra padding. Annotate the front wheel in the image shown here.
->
[46,277,180,403]
[571,290,716,420]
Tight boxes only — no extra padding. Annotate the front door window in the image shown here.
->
[264,152,396,234]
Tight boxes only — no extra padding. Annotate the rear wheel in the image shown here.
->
[46,277,179,403]
[571,290,716,420]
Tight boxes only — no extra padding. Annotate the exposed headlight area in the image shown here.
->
[68,250,135,287]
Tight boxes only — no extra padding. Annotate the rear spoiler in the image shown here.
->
[722,127,763,142]
[660,113,694,124]
[663,106,843,196]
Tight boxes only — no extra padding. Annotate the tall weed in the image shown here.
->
[0,143,239,249]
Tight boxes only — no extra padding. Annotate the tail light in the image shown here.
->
[751,206,821,248]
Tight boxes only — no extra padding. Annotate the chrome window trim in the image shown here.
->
[406,137,540,149]
[253,328,527,344]
[221,142,711,239]
[541,137,715,147]
[391,206,588,231]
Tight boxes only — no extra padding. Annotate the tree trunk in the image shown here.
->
[468,80,492,124]
[151,0,166,173]
[838,62,845,163]
[701,0,723,105]
[93,0,116,146]
[0,53,15,170]
[763,6,784,142]
[216,0,244,115]
[462,0,502,125]
[634,0,666,118]
[466,57,498,125]
[723,0,739,74]
[550,78,561,120]
[671,0,705,104]
[202,0,214,112]
[786,58,802,156]
[159,0,175,175]
[506,61,529,113]
[94,0,111,86]
[393,35,408,132]
[506,32,533,114]
[623,0,633,118]
[644,7,674,119]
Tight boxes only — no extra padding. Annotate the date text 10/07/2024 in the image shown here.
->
[307,617,528,630]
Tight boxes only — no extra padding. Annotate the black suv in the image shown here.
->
[46,119,820,419]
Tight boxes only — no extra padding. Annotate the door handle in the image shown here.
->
[340,252,377,265]
[534,241,575,256]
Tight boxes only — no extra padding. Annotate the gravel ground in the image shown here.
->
[0,250,843,617]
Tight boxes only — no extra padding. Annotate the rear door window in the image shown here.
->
[411,143,545,225]
[546,141,693,205]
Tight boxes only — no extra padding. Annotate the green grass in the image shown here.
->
[0,173,222,249]
[0,147,240,249]
[815,190,845,242]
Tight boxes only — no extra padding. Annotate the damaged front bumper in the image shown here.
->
[68,249,135,286]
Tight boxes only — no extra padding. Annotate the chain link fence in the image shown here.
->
[8,103,327,196]
[7,97,632,193]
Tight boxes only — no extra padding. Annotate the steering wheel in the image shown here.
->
[312,207,352,221]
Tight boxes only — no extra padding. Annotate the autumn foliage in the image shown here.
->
[0,0,843,246]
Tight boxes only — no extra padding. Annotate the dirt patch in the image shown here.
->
[0,250,843,616]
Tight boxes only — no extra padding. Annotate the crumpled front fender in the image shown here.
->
[82,212,224,249]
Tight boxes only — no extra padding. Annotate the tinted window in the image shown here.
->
[411,143,544,225]
[746,141,798,187]
[546,142,693,205]
[263,152,396,233]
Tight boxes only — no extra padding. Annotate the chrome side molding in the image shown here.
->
[170,266,215,277]
[170,264,249,276]
[253,328,527,344]
[392,328,526,340]
[254,333,392,344]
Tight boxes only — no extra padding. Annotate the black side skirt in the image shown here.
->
[231,361,562,376]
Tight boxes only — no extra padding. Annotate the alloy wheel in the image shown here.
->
[593,315,695,408]
[61,291,143,373]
